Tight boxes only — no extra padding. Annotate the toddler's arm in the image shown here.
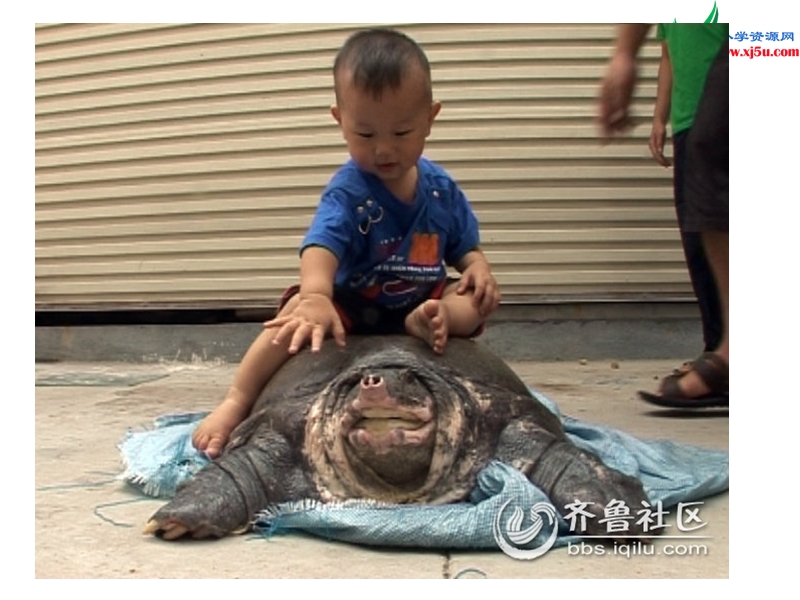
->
[265,246,346,353]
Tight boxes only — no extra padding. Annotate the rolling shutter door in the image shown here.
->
[35,23,677,311]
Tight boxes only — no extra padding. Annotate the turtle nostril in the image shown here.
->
[361,375,383,388]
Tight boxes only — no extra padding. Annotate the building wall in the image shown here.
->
[35,23,677,312]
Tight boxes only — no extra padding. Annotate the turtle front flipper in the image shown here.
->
[145,429,316,540]
[496,419,650,539]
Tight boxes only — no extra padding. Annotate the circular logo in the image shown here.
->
[492,499,559,560]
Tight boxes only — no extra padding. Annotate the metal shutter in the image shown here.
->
[36,23,675,311]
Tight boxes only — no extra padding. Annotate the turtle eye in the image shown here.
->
[398,369,416,385]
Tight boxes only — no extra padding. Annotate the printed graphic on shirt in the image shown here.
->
[408,233,440,266]
[349,227,446,308]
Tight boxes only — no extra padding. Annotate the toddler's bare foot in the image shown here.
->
[405,299,449,354]
[192,399,250,459]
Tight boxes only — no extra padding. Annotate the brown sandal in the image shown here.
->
[638,352,729,409]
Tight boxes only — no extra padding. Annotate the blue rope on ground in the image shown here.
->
[93,497,153,528]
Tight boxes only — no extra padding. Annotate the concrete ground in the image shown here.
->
[34,350,728,579]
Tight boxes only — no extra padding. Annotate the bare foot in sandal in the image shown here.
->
[639,351,728,408]
[669,351,728,398]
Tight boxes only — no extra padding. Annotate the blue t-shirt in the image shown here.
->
[301,158,481,310]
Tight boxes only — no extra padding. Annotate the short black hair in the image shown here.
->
[333,28,432,103]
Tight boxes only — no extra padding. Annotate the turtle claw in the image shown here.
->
[143,518,190,540]
[163,523,190,540]
[142,519,160,535]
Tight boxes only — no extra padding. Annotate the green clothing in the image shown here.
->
[657,23,728,134]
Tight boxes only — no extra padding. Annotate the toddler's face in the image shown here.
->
[332,66,441,200]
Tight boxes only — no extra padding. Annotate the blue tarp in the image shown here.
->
[118,391,728,549]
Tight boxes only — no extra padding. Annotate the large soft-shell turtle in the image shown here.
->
[145,336,648,540]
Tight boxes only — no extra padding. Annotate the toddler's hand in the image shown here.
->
[265,293,346,354]
[457,260,501,317]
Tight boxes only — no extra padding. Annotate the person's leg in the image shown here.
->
[673,131,723,352]
[667,231,728,397]
[703,231,728,362]
[689,235,723,352]
[676,40,729,398]
[644,42,728,405]
[404,282,485,354]
[192,294,301,458]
